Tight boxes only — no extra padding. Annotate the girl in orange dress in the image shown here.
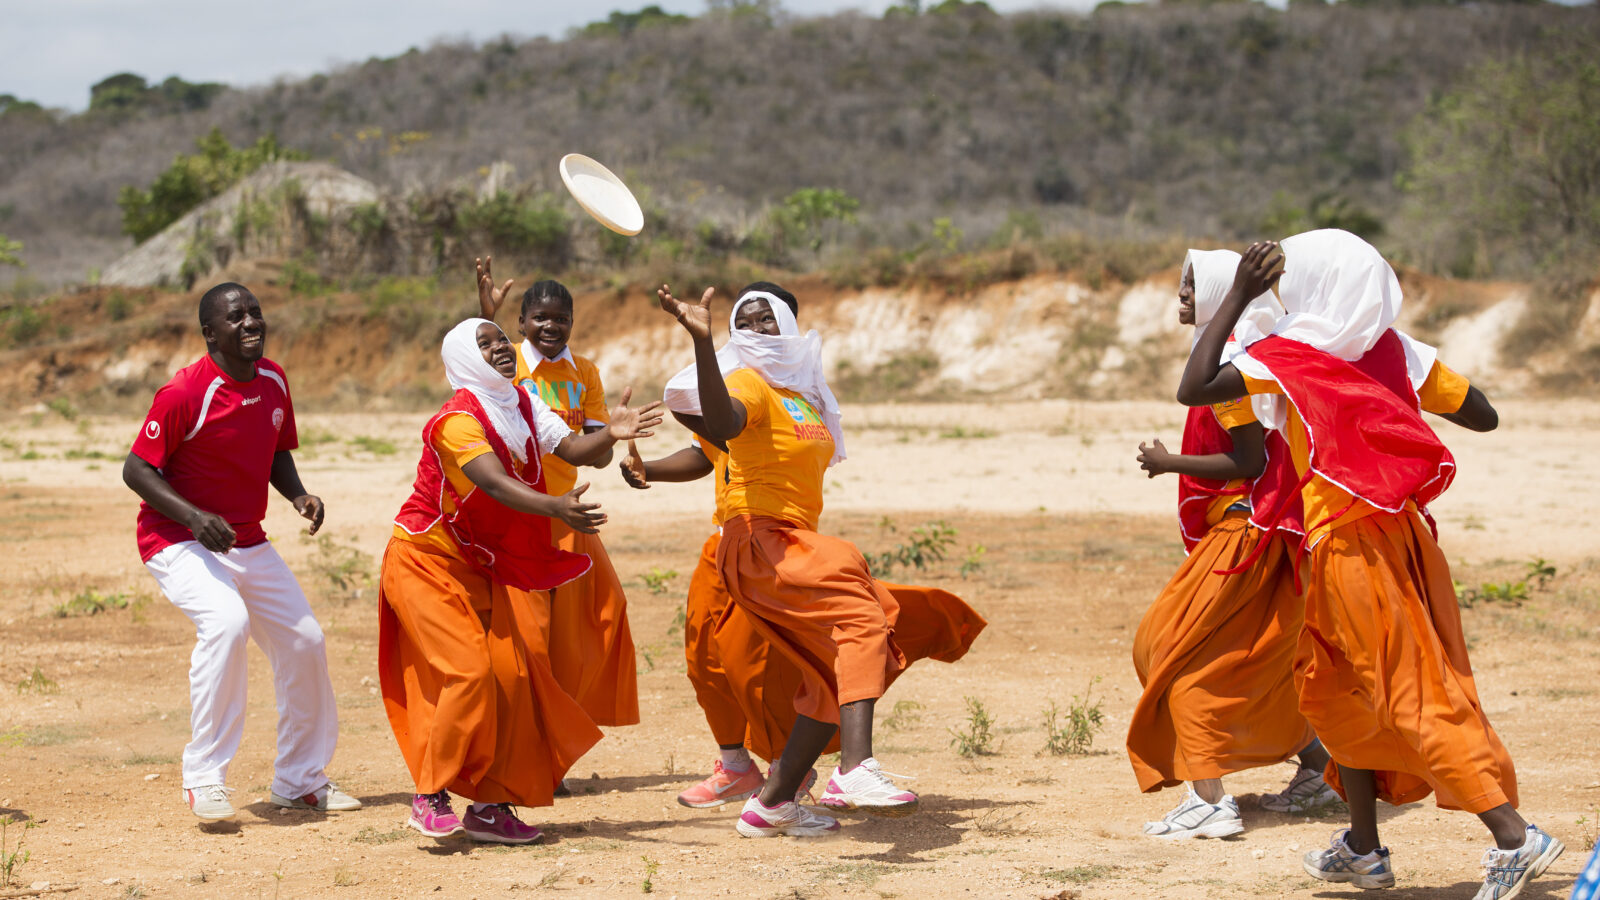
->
[380,318,660,843]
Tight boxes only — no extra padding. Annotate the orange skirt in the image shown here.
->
[1299,512,1517,813]
[546,523,639,727]
[377,538,601,805]
[685,532,768,748]
[716,516,906,725]
[1127,513,1313,791]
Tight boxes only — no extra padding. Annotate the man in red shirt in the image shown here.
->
[123,282,357,822]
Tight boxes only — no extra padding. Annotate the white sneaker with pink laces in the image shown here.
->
[818,758,918,817]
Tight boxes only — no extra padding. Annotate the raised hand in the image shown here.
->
[1230,241,1283,300]
[293,494,326,535]
[187,509,237,552]
[657,284,715,341]
[1137,438,1174,479]
[607,386,665,441]
[619,440,649,489]
[556,482,608,534]
[476,255,517,320]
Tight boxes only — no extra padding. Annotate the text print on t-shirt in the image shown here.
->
[521,377,587,429]
[783,397,832,443]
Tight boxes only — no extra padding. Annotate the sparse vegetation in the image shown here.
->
[949,695,997,758]
[640,567,678,595]
[15,666,58,695]
[0,234,21,268]
[347,435,397,455]
[640,855,660,894]
[304,533,376,603]
[1,815,37,887]
[865,520,957,577]
[117,128,307,243]
[52,589,132,617]
[883,699,924,731]
[1456,557,1558,609]
[1041,678,1106,756]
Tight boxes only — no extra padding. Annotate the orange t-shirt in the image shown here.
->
[1242,360,1471,541]
[516,347,609,496]
[722,368,835,531]
[693,437,732,528]
[1205,397,1258,526]
[391,414,517,559]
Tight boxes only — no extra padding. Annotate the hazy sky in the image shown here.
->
[1,0,1094,111]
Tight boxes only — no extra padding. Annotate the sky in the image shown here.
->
[0,0,1096,112]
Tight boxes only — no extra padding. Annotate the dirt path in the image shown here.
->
[0,403,1595,899]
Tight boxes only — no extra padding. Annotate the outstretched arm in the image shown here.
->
[122,453,236,552]
[269,450,324,534]
[620,442,714,489]
[461,455,607,534]
[1136,423,1266,481]
[1436,385,1498,433]
[554,386,664,466]
[657,284,747,442]
[475,255,516,322]
[1175,241,1282,407]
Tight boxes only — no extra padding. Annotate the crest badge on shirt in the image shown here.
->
[272,408,285,431]
[144,420,160,440]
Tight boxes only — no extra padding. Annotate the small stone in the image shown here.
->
[144,773,161,781]
[279,808,290,816]
[61,839,71,846]
[1251,849,1266,860]
[368,687,378,696]
[1288,842,1300,852]
[359,676,374,687]
[29,882,49,891]
[103,877,121,885]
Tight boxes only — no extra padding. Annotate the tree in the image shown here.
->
[117,128,307,243]
[0,234,22,268]
[775,187,861,254]
[1400,41,1600,276]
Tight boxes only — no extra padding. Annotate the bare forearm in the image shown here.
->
[644,447,714,483]
[269,450,310,501]
[462,457,563,518]
[123,454,203,525]
[1176,293,1253,407]
[1158,450,1262,481]
[694,335,742,440]
[557,429,618,466]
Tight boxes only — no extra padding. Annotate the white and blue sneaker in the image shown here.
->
[1472,824,1564,900]
[1260,766,1341,814]
[1142,788,1244,839]
[1303,828,1395,889]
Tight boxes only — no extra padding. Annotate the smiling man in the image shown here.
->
[122,282,358,822]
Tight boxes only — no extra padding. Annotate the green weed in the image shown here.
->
[641,567,678,595]
[960,544,987,578]
[1041,678,1105,756]
[949,696,996,758]
[866,520,956,577]
[0,815,36,886]
[937,426,997,439]
[303,533,375,602]
[52,589,130,617]
[350,826,409,844]
[640,855,660,894]
[347,435,397,455]
[15,667,58,695]
[883,699,923,731]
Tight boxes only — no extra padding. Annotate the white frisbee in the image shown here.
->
[558,153,644,236]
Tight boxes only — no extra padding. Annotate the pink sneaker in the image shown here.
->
[676,760,765,809]
[408,790,463,838]
[461,803,543,845]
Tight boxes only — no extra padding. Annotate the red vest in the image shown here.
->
[1242,330,1455,519]
[1177,405,1305,554]
[394,389,591,591]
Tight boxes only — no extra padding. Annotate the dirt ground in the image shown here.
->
[1,401,1597,899]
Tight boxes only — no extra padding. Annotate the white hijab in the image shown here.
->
[443,318,533,464]
[1185,248,1286,428]
[661,290,846,466]
[1232,229,1437,413]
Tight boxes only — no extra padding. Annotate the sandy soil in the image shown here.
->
[0,401,1596,899]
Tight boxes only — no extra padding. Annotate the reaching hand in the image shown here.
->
[619,440,649,490]
[556,482,607,534]
[1230,241,1284,300]
[1137,438,1175,479]
[607,386,665,442]
[187,509,237,552]
[657,284,715,341]
[476,255,516,320]
[293,494,326,535]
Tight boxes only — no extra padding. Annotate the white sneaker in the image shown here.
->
[818,758,919,817]
[735,796,840,838]
[1260,767,1341,814]
[1142,788,1244,839]
[184,784,236,821]
[270,780,362,812]
[1303,828,1395,889]
[1473,824,1565,900]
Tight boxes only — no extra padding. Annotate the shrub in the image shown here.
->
[118,128,306,243]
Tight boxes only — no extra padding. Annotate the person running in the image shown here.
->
[629,283,984,811]
[381,318,662,843]
[122,282,356,821]
[1177,231,1563,899]
[476,259,639,730]
[656,281,979,838]
[1128,249,1333,840]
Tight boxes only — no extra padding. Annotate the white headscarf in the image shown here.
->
[1232,229,1437,405]
[1185,248,1286,427]
[661,290,846,466]
[442,318,534,464]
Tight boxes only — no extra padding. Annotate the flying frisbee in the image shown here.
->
[558,153,644,236]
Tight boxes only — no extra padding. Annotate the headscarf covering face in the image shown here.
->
[1232,229,1437,398]
[442,318,534,464]
[1185,248,1286,427]
[661,289,846,466]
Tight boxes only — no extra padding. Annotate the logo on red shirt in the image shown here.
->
[272,408,284,430]
[144,420,160,440]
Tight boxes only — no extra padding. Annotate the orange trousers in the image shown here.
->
[1128,513,1314,791]
[1298,512,1517,813]
[689,530,988,760]
[377,538,601,805]
[547,522,639,727]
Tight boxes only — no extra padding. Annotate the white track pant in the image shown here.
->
[145,540,338,798]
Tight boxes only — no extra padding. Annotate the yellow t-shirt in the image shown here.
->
[516,348,609,495]
[1242,360,1471,541]
[722,368,835,531]
[392,414,508,558]
[1205,397,1258,526]
[694,437,732,527]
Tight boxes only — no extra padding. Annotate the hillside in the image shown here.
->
[2,2,1596,286]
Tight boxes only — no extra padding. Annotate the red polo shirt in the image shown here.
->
[131,355,299,561]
